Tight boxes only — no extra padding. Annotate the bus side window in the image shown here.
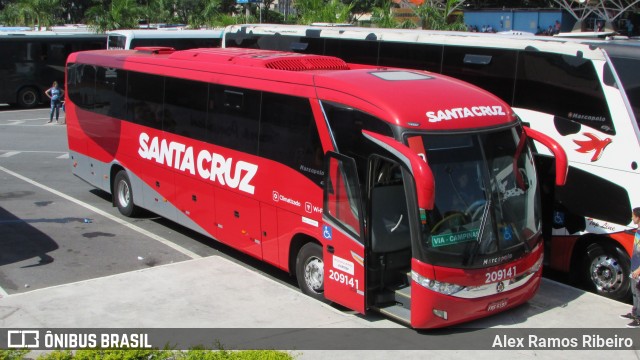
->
[67,64,93,110]
[260,93,324,185]
[163,77,208,141]
[208,85,260,155]
[126,72,164,130]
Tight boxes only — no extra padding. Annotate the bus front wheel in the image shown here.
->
[296,242,327,302]
[114,170,138,217]
[583,242,631,301]
[17,87,39,108]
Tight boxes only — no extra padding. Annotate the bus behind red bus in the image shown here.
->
[65,47,567,328]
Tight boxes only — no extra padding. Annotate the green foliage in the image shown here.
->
[86,0,145,32]
[0,0,63,29]
[0,349,30,360]
[293,0,353,25]
[370,0,398,28]
[0,349,295,360]
[0,0,471,31]
[414,0,467,30]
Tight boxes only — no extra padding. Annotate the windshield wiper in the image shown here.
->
[465,200,491,265]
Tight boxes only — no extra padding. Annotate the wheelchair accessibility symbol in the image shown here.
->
[553,211,565,226]
[322,225,332,240]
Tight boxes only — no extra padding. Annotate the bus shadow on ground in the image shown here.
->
[0,206,59,269]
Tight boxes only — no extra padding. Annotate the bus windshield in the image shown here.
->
[107,34,126,49]
[410,126,540,268]
[608,54,640,132]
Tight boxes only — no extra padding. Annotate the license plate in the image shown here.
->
[487,298,508,312]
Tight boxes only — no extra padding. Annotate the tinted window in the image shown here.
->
[379,42,442,72]
[46,42,69,64]
[67,63,96,110]
[323,39,379,65]
[256,35,302,52]
[164,77,208,141]
[208,85,260,154]
[514,52,614,135]
[224,33,261,49]
[226,33,326,55]
[322,101,394,182]
[260,93,323,184]
[95,67,127,119]
[108,35,127,49]
[609,56,640,132]
[126,72,164,129]
[11,40,40,62]
[442,46,517,104]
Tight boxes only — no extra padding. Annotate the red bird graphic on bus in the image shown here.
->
[573,132,612,162]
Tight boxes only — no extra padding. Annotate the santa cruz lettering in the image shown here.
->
[137,132,258,194]
[427,105,506,123]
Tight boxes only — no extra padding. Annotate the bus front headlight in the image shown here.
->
[411,271,465,296]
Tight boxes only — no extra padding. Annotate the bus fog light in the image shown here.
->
[433,309,448,320]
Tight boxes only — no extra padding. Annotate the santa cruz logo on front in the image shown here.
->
[427,105,506,123]
[137,132,258,194]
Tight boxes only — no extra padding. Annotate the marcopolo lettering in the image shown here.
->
[426,105,506,123]
[138,132,258,194]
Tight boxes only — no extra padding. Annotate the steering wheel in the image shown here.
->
[465,200,487,221]
[431,212,468,233]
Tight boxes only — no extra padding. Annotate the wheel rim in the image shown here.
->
[589,255,624,293]
[304,256,324,294]
[117,179,131,208]
[21,90,36,106]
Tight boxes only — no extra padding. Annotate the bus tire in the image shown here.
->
[17,87,39,108]
[582,242,631,301]
[295,242,328,302]
[114,170,138,217]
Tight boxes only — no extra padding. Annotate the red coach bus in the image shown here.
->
[65,47,567,328]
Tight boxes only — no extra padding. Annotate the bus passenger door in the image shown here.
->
[322,152,366,314]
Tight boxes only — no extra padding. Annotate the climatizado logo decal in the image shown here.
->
[137,132,258,194]
[427,105,506,123]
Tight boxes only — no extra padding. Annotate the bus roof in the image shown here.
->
[106,29,223,39]
[0,31,103,38]
[223,24,609,60]
[69,47,516,131]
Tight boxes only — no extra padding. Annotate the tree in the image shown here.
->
[293,0,353,24]
[60,0,94,24]
[86,0,145,32]
[371,0,399,28]
[139,0,172,26]
[1,0,63,29]
[415,0,467,30]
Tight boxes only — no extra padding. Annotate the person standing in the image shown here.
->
[45,81,64,123]
[621,207,640,328]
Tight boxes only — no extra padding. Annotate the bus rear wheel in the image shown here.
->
[17,87,39,108]
[114,170,138,217]
[295,242,327,302]
[582,242,631,301]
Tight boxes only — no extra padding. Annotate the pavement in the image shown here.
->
[1,255,639,359]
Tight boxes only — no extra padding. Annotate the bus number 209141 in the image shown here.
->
[485,266,517,284]
[329,269,359,290]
